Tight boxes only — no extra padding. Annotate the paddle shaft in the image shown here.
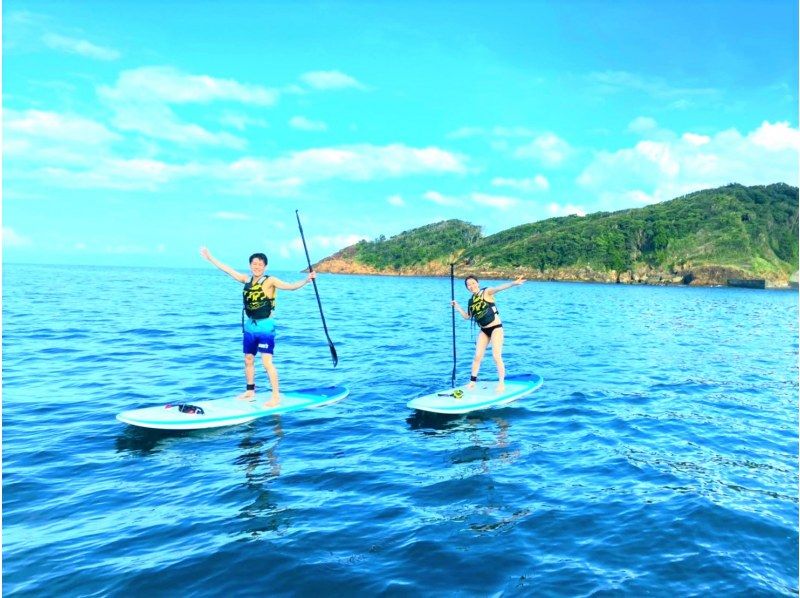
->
[451,263,456,388]
[295,210,338,367]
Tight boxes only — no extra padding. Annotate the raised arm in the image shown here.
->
[200,247,249,283]
[485,276,525,298]
[268,271,316,291]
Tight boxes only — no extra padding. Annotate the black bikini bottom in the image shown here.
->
[480,323,503,338]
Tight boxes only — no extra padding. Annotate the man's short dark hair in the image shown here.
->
[249,253,268,265]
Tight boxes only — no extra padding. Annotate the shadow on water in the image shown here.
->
[114,426,190,455]
[236,420,290,538]
[406,409,464,431]
[113,421,259,455]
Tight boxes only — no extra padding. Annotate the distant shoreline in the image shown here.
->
[311,267,797,291]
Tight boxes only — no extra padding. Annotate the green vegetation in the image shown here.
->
[332,184,798,281]
[353,219,482,270]
[465,183,797,276]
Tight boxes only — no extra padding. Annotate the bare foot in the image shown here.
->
[238,390,255,401]
[495,382,505,393]
[467,381,476,390]
[263,394,280,408]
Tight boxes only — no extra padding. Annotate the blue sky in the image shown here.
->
[4,0,798,269]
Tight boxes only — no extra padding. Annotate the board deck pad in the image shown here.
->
[116,385,349,430]
[406,373,543,414]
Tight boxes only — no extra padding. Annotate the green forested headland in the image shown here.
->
[315,183,799,286]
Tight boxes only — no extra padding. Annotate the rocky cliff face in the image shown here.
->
[313,254,790,287]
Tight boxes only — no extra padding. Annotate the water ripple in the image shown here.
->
[3,266,797,596]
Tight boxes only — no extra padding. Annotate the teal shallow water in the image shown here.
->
[3,264,798,595]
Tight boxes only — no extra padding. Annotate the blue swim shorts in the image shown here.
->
[242,317,276,355]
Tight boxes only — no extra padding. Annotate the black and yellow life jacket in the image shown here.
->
[467,289,498,327]
[243,276,276,320]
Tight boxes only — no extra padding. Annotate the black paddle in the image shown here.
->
[450,262,457,388]
[295,210,338,367]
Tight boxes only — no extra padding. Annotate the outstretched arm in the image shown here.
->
[485,276,525,298]
[200,247,248,283]
[269,271,316,291]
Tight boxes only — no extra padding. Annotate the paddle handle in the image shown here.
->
[295,210,338,367]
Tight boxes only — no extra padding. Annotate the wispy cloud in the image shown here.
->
[279,233,365,258]
[491,175,550,192]
[42,33,119,61]
[423,190,461,206]
[220,112,268,131]
[300,70,366,91]
[388,194,405,207]
[627,116,658,134]
[471,193,519,210]
[100,66,279,105]
[4,109,120,167]
[5,109,119,144]
[3,227,32,247]
[223,144,466,194]
[586,70,718,100]
[40,158,199,191]
[103,243,167,255]
[213,211,250,220]
[514,133,573,167]
[97,67,281,147]
[110,103,247,148]
[447,125,536,140]
[289,116,328,132]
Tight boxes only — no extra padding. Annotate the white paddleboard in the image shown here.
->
[116,385,349,430]
[406,373,543,414]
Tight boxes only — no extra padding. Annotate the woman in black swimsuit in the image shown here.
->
[452,275,525,392]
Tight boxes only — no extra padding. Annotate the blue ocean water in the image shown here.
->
[3,263,798,596]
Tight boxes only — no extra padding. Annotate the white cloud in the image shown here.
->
[3,227,32,247]
[471,193,519,210]
[42,33,119,61]
[750,120,800,151]
[300,70,366,90]
[290,116,328,131]
[388,194,405,207]
[514,133,573,167]
[682,132,710,146]
[423,191,460,206]
[577,120,799,211]
[491,175,549,192]
[548,203,586,217]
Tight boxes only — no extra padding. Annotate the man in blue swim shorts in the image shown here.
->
[200,247,315,407]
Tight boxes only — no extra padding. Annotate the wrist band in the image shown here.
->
[246,383,255,391]
[470,375,478,382]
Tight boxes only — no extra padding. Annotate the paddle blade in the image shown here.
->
[329,342,338,368]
